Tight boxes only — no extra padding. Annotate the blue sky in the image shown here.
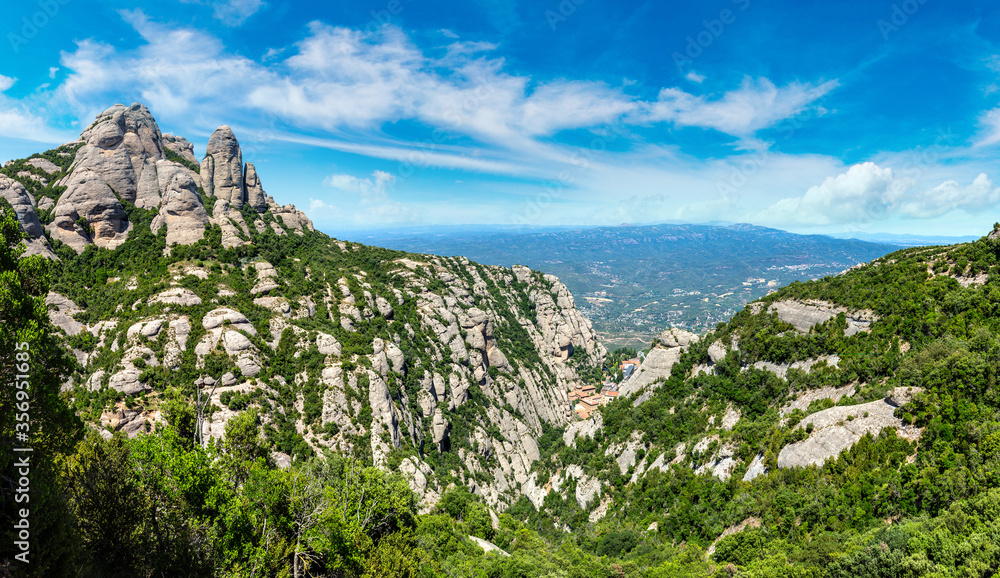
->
[2,0,1000,237]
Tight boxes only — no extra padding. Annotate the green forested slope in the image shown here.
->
[6,208,1000,576]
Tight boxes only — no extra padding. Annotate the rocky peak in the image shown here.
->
[0,175,52,257]
[244,162,268,212]
[79,102,165,169]
[28,104,312,254]
[201,125,244,208]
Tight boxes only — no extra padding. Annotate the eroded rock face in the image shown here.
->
[211,199,250,248]
[49,103,169,252]
[517,265,606,367]
[32,103,610,517]
[48,169,131,252]
[0,176,41,238]
[658,328,699,348]
[162,134,197,165]
[266,196,314,233]
[26,157,60,174]
[770,299,876,336]
[244,162,268,212]
[776,387,923,469]
[202,126,244,208]
[149,288,202,307]
[619,328,699,403]
[70,103,166,202]
[151,170,209,245]
[46,292,85,336]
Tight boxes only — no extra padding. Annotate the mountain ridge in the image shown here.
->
[0,103,609,515]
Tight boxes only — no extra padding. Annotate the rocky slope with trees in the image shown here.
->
[2,103,606,514]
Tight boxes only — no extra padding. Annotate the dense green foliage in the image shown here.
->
[514,236,1000,577]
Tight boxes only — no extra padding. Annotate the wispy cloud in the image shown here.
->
[52,14,835,160]
[12,10,994,234]
[974,107,1000,147]
[646,77,840,137]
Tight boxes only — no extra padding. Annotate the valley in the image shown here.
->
[2,104,1000,577]
[362,224,900,350]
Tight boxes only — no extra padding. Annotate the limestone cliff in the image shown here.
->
[10,103,607,516]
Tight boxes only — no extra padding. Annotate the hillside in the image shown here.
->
[503,227,1000,576]
[0,104,614,566]
[3,103,1000,577]
[362,224,899,348]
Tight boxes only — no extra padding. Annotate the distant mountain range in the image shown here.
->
[827,231,979,246]
[353,222,904,348]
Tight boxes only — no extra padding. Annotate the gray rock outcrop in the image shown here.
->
[769,299,876,336]
[26,157,60,174]
[46,292,85,336]
[0,175,54,258]
[48,103,172,252]
[151,171,209,245]
[777,387,923,469]
[162,134,197,165]
[201,126,244,208]
[244,162,268,212]
[619,328,699,403]
[48,168,131,252]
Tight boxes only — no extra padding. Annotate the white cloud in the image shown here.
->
[57,10,267,121]
[759,162,909,226]
[48,67,59,79]
[49,14,839,166]
[757,162,1000,227]
[685,71,705,83]
[0,75,77,143]
[21,13,952,231]
[898,173,1000,219]
[319,170,419,225]
[262,47,284,61]
[647,77,839,137]
[308,198,340,215]
[323,169,395,197]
